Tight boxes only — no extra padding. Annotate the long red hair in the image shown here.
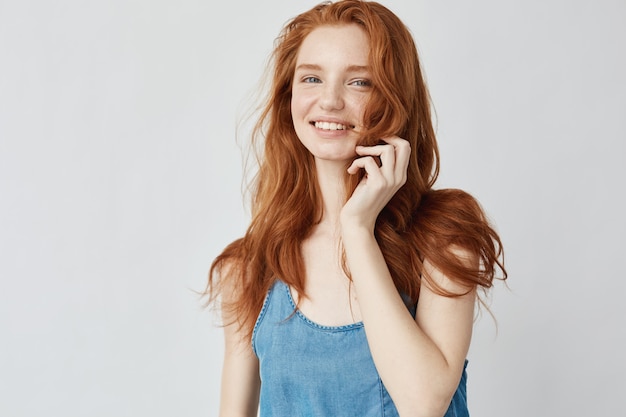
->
[206,0,507,339]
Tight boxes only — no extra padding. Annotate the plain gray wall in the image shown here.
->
[1,0,624,416]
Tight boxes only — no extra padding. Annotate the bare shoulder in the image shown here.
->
[416,248,477,367]
[422,246,478,296]
[414,188,505,291]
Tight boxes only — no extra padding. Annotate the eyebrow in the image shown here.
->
[295,63,370,73]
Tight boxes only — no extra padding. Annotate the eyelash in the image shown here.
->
[300,77,371,87]
[351,79,371,87]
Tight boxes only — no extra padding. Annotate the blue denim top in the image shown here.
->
[252,280,469,417]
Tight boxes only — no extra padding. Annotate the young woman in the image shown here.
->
[207,1,506,416]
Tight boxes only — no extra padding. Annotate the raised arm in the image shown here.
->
[341,137,476,416]
[342,231,475,417]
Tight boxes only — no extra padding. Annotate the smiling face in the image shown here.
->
[290,24,371,165]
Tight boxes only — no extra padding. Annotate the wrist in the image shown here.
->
[340,218,376,241]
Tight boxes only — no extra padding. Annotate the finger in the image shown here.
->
[380,137,411,180]
[355,144,396,176]
[354,146,382,171]
[347,156,384,180]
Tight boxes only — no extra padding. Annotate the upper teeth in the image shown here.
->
[315,121,347,131]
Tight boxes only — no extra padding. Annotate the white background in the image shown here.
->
[1,0,625,416]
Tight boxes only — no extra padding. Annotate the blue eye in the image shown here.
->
[351,79,371,87]
[303,76,321,83]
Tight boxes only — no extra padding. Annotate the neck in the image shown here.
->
[313,158,348,231]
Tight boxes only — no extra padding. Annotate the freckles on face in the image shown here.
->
[289,24,372,163]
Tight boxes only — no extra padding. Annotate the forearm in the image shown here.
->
[342,226,470,416]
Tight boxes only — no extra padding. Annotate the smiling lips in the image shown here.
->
[312,121,354,131]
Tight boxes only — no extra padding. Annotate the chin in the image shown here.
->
[312,151,356,165]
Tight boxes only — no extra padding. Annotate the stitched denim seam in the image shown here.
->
[252,281,274,356]
[379,378,385,417]
[282,281,364,333]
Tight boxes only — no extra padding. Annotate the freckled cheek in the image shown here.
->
[348,96,368,127]
[291,90,309,113]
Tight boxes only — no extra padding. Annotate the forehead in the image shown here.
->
[296,24,370,66]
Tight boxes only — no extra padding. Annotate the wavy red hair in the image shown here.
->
[206,0,507,339]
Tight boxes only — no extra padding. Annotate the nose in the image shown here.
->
[319,83,345,111]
